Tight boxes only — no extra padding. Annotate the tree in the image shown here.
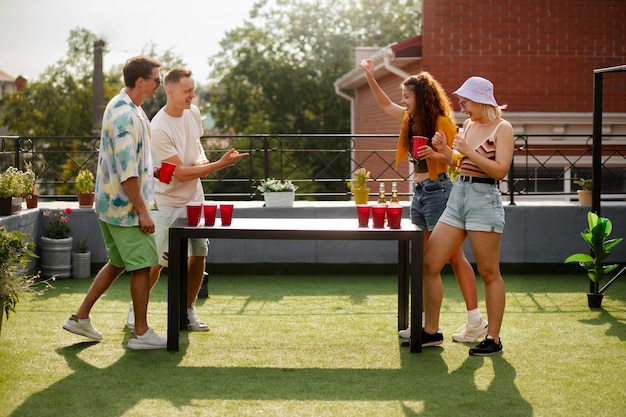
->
[207,0,421,135]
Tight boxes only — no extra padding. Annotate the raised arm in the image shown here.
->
[358,59,405,122]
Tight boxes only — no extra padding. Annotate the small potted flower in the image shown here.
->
[0,166,35,215]
[257,178,298,207]
[39,208,74,279]
[76,169,95,208]
[348,167,370,205]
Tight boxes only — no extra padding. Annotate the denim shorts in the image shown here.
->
[410,173,452,231]
[438,180,505,233]
[154,205,209,267]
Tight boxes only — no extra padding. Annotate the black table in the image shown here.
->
[167,217,423,352]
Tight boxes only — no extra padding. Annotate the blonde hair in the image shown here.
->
[476,102,502,121]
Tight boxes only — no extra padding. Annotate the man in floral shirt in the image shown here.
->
[63,56,167,350]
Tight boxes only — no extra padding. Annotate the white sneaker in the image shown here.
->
[452,319,488,343]
[398,326,411,339]
[127,328,167,350]
[126,301,134,329]
[187,307,210,332]
[63,314,103,341]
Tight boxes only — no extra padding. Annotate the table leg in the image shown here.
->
[397,241,409,331]
[410,233,423,353]
[167,229,182,351]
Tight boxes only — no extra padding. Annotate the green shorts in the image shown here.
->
[98,219,158,272]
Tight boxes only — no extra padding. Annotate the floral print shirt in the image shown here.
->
[95,89,154,226]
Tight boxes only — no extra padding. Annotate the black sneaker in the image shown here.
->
[469,336,503,356]
[422,329,444,347]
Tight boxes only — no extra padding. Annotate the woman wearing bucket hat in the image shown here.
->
[425,76,514,355]
[358,59,487,347]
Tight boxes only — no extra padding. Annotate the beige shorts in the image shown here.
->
[153,205,209,267]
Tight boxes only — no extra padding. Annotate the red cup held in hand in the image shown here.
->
[412,136,429,160]
[159,161,176,184]
[203,203,217,226]
[186,202,202,226]
[219,204,234,226]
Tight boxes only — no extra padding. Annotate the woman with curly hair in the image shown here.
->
[359,60,486,347]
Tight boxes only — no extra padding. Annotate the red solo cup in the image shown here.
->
[203,203,217,226]
[412,136,429,159]
[386,205,403,229]
[371,205,387,228]
[219,204,234,226]
[186,202,202,226]
[159,161,176,184]
[356,204,371,227]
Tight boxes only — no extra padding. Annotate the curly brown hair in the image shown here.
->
[402,71,455,144]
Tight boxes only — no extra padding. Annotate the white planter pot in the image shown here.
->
[263,191,295,207]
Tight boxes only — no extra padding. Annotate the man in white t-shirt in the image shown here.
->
[126,67,248,331]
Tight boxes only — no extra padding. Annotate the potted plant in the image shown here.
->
[39,208,74,279]
[0,166,35,215]
[573,178,592,207]
[76,169,95,208]
[0,226,43,334]
[257,178,298,207]
[348,167,371,204]
[71,238,91,279]
[564,211,624,308]
[23,161,41,209]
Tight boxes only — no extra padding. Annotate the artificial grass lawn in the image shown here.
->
[0,271,624,417]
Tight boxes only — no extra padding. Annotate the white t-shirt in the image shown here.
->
[151,105,205,207]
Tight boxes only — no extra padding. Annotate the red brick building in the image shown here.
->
[335,0,626,197]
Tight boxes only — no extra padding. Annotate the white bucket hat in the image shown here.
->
[453,76,500,107]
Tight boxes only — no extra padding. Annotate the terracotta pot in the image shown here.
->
[77,193,95,208]
[352,188,370,205]
[25,194,39,209]
[577,190,592,206]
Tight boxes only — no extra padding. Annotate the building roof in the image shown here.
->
[0,69,15,82]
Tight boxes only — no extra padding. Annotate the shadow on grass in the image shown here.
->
[9,339,532,417]
[580,308,626,342]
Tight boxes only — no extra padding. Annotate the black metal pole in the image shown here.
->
[590,70,603,295]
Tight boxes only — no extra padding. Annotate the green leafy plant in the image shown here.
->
[257,178,298,193]
[75,238,89,253]
[0,166,36,198]
[565,211,623,285]
[42,208,73,239]
[0,227,48,323]
[573,178,592,191]
[76,169,95,194]
[348,168,370,190]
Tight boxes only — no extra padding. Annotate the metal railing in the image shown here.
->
[1,134,625,202]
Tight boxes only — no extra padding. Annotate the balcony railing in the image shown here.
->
[1,134,625,203]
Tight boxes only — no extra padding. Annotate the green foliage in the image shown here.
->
[75,169,95,194]
[565,211,623,283]
[0,227,38,321]
[0,166,36,198]
[573,178,592,190]
[348,167,370,190]
[75,238,89,253]
[208,0,421,134]
[257,178,298,193]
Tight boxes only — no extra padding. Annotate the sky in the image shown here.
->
[0,0,261,83]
